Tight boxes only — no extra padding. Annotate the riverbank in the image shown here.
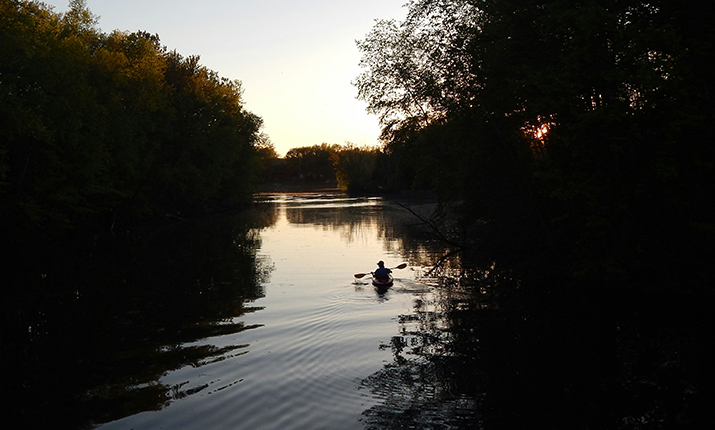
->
[253,179,341,195]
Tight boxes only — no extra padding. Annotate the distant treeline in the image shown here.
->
[260,143,390,193]
[350,0,715,288]
[1,0,272,239]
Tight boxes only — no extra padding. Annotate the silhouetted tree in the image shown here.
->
[0,1,266,238]
[355,0,715,287]
[331,144,385,193]
[284,143,339,181]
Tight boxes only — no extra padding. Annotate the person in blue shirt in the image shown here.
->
[374,261,392,281]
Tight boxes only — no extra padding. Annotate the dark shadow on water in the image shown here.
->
[375,284,391,298]
[361,252,715,430]
[4,194,711,429]
[0,211,276,429]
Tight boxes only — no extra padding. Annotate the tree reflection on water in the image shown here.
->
[361,250,713,429]
[1,211,275,429]
[3,195,711,429]
[361,256,490,429]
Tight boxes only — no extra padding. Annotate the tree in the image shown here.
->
[284,143,339,180]
[355,0,715,285]
[62,0,98,34]
[1,0,108,233]
[331,144,385,193]
[353,1,480,130]
[1,1,265,238]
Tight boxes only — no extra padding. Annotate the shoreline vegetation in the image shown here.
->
[1,0,711,288]
[2,0,712,291]
[1,0,266,242]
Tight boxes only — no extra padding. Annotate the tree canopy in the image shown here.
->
[1,0,265,238]
[285,143,340,180]
[354,0,715,286]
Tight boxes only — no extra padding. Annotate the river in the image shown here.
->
[96,193,473,430]
[3,192,481,429]
[4,192,711,429]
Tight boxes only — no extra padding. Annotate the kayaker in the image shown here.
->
[374,261,392,281]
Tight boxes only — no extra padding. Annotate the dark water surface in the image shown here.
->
[3,193,712,429]
[2,193,477,429]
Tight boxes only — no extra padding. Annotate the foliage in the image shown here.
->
[279,142,391,193]
[331,144,386,193]
[0,1,265,238]
[354,0,715,287]
[284,142,339,181]
[254,132,279,169]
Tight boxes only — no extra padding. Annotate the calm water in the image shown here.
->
[4,192,480,429]
[5,193,710,429]
[100,194,452,430]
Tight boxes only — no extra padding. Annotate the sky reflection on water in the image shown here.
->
[6,193,704,429]
[88,192,458,430]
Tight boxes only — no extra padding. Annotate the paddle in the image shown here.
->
[354,262,407,278]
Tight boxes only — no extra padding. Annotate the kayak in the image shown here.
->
[372,274,393,287]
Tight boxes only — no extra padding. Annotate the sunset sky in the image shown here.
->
[42,0,408,156]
